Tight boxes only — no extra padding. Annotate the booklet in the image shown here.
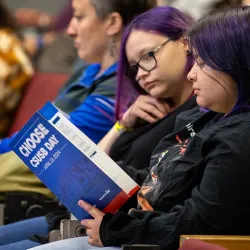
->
[10,102,140,220]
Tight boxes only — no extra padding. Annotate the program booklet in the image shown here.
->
[10,102,140,220]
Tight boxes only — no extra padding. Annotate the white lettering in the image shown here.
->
[186,123,196,137]
[19,124,50,157]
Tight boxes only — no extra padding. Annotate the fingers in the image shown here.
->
[141,102,166,119]
[78,200,104,218]
[136,110,158,123]
[86,228,92,237]
[88,236,103,247]
[146,96,173,114]
[83,218,104,247]
[134,105,160,123]
[81,219,92,228]
[121,95,174,127]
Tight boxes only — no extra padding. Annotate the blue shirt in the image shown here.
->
[0,63,118,154]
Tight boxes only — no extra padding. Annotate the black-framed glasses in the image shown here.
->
[125,37,175,81]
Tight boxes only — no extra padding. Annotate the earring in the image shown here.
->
[109,36,116,58]
[187,50,191,56]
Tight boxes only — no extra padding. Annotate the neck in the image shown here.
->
[170,79,193,108]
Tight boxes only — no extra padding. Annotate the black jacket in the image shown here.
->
[100,107,250,250]
[109,97,197,169]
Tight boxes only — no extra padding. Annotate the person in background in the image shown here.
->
[0,0,34,138]
[242,0,250,5]
[17,1,73,58]
[157,0,241,20]
[31,5,250,250]
[14,0,72,31]
[14,0,78,73]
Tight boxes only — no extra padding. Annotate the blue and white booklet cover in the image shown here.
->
[10,102,140,220]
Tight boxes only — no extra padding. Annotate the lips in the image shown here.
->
[74,41,80,48]
[144,81,155,90]
[193,89,200,95]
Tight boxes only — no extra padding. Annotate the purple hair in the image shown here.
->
[115,6,194,120]
[188,6,250,115]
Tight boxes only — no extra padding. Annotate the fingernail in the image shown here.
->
[78,200,84,206]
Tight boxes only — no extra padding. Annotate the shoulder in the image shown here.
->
[59,66,87,90]
[207,111,250,138]
[201,111,250,155]
[92,74,117,98]
[174,106,201,131]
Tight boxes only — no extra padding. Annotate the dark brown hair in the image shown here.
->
[0,0,18,31]
[90,0,156,26]
[211,0,241,9]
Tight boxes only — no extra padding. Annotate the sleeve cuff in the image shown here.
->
[100,213,115,246]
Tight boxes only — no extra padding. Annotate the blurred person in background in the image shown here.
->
[0,0,34,138]
[13,0,78,73]
[157,0,241,19]
[242,0,250,5]
[14,1,72,30]
[16,1,73,56]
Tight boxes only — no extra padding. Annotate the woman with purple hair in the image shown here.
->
[98,6,196,170]
[31,5,250,250]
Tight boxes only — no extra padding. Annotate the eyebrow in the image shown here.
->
[127,45,156,66]
[138,45,156,58]
[127,59,137,67]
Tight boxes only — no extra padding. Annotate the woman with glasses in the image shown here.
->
[32,5,250,250]
[98,6,196,171]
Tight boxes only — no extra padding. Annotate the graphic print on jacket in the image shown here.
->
[137,108,218,212]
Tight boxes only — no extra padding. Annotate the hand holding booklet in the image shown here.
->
[10,102,140,220]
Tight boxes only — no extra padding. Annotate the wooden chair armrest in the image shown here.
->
[180,235,250,250]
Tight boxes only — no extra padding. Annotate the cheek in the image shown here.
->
[78,19,98,40]
[165,51,187,74]
[138,82,144,89]
[197,84,221,107]
[78,24,90,40]
[158,60,187,83]
[149,84,170,98]
[195,92,214,109]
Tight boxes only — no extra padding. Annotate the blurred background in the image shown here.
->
[6,0,68,15]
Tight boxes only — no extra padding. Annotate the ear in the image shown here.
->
[105,12,123,37]
[179,36,190,53]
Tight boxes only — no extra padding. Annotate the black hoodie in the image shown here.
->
[100,107,250,250]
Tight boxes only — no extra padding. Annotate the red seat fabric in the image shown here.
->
[8,72,69,135]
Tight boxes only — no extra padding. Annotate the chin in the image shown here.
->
[77,51,87,61]
[196,97,210,110]
[148,88,166,99]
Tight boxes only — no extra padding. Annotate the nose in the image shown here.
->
[187,64,197,82]
[136,67,149,82]
[67,18,77,37]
